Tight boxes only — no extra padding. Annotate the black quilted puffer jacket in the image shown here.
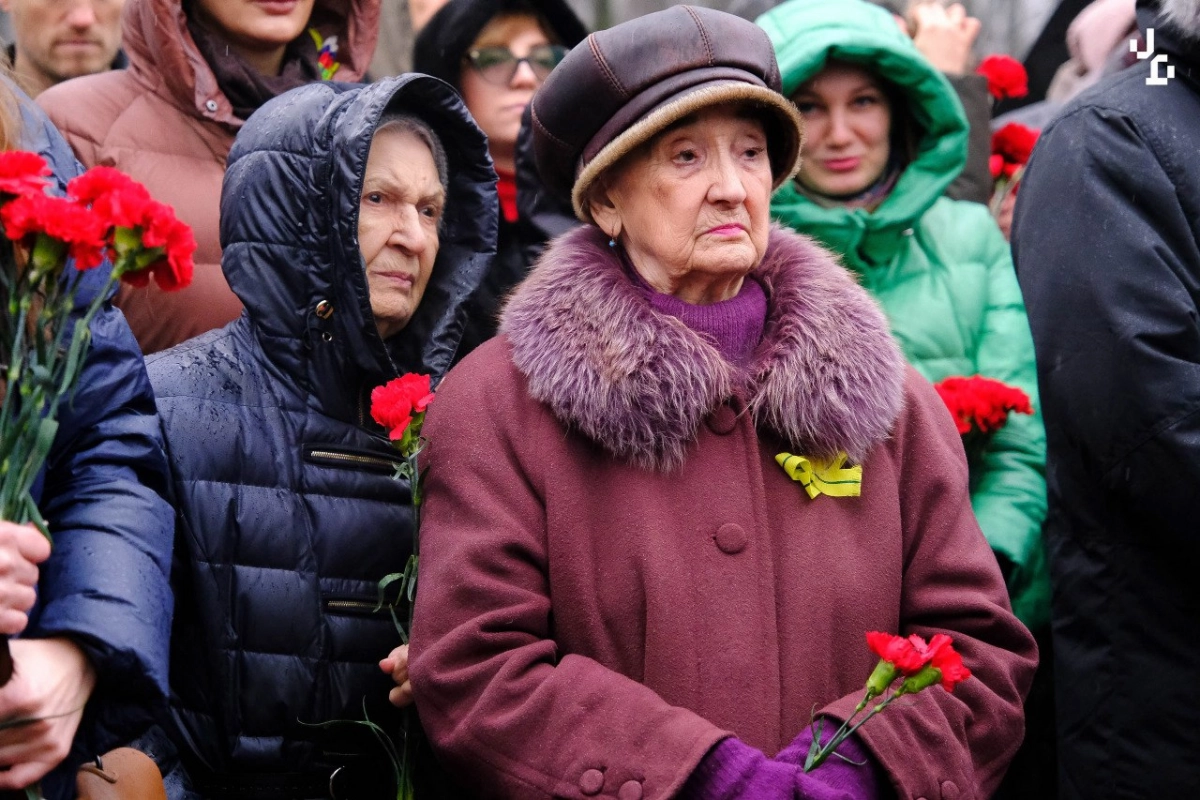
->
[142,75,497,799]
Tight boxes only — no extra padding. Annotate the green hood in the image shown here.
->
[758,0,969,269]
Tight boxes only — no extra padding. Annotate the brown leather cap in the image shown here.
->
[530,5,804,222]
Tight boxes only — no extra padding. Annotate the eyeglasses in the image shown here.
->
[464,44,569,86]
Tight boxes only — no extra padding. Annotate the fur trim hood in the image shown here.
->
[500,225,907,471]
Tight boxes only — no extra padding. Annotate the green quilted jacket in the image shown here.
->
[760,0,1048,628]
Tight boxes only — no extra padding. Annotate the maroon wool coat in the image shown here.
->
[410,226,1037,800]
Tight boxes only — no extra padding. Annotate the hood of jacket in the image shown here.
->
[413,0,587,91]
[219,75,498,423]
[758,0,968,270]
[122,0,380,129]
[499,225,906,471]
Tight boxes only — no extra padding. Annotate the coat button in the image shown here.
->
[707,396,745,435]
[707,404,737,435]
[714,523,748,554]
[579,769,604,795]
[618,780,643,800]
[205,99,218,112]
[940,781,960,800]
[315,299,334,319]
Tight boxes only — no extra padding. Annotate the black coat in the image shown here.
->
[142,76,496,798]
[9,81,174,800]
[1012,5,1200,797]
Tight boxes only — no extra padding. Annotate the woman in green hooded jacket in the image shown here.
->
[759,0,1047,629]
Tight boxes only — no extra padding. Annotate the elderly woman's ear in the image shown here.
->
[586,181,622,242]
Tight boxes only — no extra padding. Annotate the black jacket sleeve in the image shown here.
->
[1012,100,1200,554]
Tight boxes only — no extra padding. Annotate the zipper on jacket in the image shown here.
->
[303,445,401,475]
[325,598,386,613]
[323,596,407,618]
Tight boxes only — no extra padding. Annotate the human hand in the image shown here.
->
[909,2,982,75]
[996,188,1017,241]
[777,724,883,799]
[0,637,96,789]
[379,644,412,708]
[0,522,51,636]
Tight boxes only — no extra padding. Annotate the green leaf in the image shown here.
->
[22,493,50,541]
[804,717,825,771]
[376,571,405,611]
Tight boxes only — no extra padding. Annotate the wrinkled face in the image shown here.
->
[589,105,773,304]
[459,15,552,169]
[192,0,316,54]
[793,63,892,198]
[0,0,124,88]
[359,126,445,341]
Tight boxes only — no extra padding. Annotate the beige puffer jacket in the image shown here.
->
[38,0,379,354]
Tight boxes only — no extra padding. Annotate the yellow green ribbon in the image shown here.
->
[775,451,862,500]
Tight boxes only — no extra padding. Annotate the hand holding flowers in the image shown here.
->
[1,152,195,695]
[803,632,971,773]
[368,373,434,800]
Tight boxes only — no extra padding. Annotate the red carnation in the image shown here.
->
[927,635,972,691]
[935,375,1033,436]
[121,210,197,291]
[0,151,51,197]
[0,192,107,270]
[371,373,435,442]
[70,165,197,291]
[992,123,1039,168]
[866,631,931,674]
[976,54,1028,100]
[68,166,153,229]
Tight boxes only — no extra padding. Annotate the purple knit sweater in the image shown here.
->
[638,274,768,368]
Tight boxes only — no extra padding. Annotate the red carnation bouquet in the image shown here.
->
[934,375,1033,448]
[1,153,195,687]
[976,54,1028,102]
[804,632,971,772]
[368,373,435,800]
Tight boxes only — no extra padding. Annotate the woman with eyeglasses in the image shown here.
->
[414,0,586,358]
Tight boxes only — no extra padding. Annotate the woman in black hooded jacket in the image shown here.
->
[137,75,496,799]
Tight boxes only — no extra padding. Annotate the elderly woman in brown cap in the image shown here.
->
[408,7,1036,799]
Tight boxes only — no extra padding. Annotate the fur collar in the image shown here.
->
[500,225,907,471]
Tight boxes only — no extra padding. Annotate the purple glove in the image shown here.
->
[678,738,859,800]
[775,722,888,800]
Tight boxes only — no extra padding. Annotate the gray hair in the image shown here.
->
[374,111,450,195]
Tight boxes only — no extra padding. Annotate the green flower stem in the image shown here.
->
[803,689,906,772]
[0,261,119,536]
[398,445,421,800]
